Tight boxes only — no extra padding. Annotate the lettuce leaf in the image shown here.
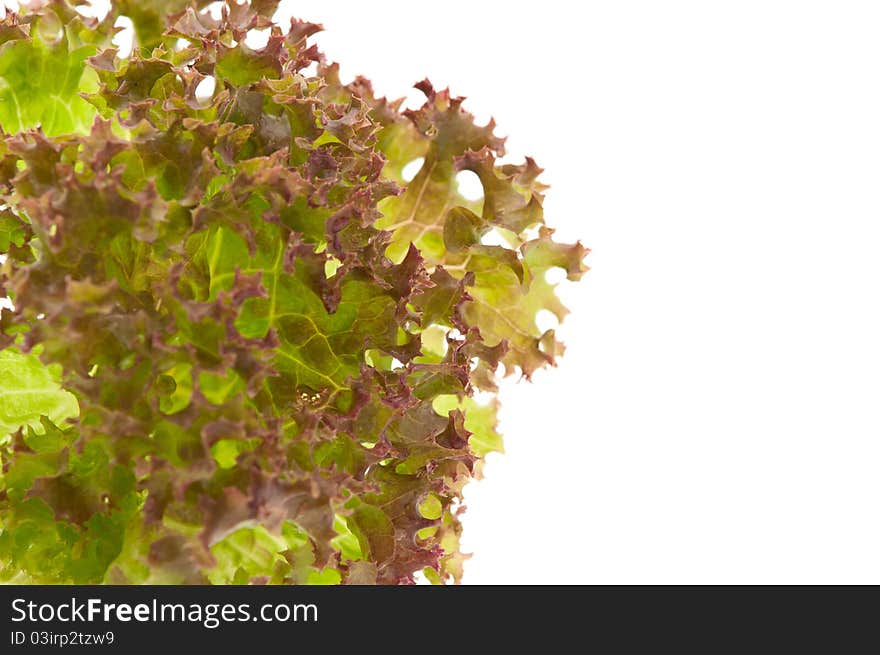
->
[0,348,79,440]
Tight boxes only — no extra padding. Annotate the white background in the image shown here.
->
[290,0,880,584]
[9,0,880,583]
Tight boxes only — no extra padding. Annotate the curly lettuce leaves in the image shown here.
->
[0,0,586,585]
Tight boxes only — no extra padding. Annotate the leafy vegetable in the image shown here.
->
[0,0,587,584]
[0,348,79,441]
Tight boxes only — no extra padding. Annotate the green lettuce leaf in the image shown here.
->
[0,348,79,440]
[0,7,104,135]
